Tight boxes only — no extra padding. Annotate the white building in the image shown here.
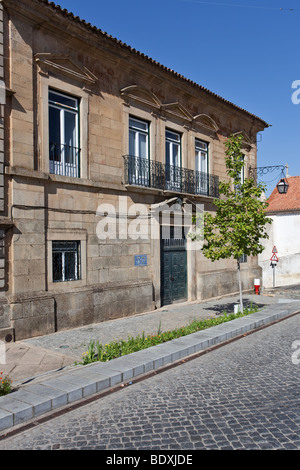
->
[259,176,300,288]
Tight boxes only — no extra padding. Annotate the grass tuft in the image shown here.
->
[76,303,259,366]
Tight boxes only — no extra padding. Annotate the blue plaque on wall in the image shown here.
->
[134,255,147,266]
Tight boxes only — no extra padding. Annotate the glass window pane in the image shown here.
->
[64,111,76,147]
[52,241,80,282]
[52,251,62,282]
[166,130,180,142]
[201,153,207,173]
[166,130,181,168]
[195,151,199,171]
[49,106,61,145]
[129,129,136,156]
[165,141,170,166]
[139,133,147,158]
[64,250,76,281]
[49,106,61,162]
[64,111,77,164]
[195,140,208,173]
[49,91,78,110]
[195,140,207,151]
[129,117,149,159]
[129,117,148,132]
[172,143,179,167]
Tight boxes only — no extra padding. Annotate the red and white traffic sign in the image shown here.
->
[270,253,278,262]
[272,246,278,253]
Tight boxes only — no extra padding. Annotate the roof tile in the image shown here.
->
[34,0,269,127]
[267,176,300,212]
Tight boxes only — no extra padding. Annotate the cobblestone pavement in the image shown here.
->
[1,312,299,450]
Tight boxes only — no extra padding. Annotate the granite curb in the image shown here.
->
[0,302,299,434]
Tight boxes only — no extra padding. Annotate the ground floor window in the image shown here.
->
[52,240,81,282]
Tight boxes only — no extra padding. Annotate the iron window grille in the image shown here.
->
[52,241,81,282]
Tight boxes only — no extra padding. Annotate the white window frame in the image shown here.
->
[49,89,80,178]
[129,116,149,159]
[195,139,209,194]
[39,76,88,179]
[128,116,150,185]
[165,129,181,167]
[165,129,181,190]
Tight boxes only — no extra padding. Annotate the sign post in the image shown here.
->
[270,246,279,287]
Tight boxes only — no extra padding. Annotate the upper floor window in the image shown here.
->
[129,117,149,159]
[195,139,208,174]
[49,89,80,178]
[165,129,181,191]
[195,139,209,195]
[165,129,181,168]
[235,154,245,193]
[239,155,245,184]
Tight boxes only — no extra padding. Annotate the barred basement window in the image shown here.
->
[52,241,81,282]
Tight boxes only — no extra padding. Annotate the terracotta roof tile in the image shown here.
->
[267,176,300,213]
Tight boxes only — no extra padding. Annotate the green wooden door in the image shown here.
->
[161,227,187,306]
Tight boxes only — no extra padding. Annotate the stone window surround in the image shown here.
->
[47,229,87,291]
[38,74,89,180]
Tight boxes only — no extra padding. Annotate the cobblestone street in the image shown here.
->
[0,311,299,451]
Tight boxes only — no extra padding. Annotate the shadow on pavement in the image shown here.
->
[203,298,266,315]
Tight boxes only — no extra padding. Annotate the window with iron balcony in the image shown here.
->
[48,89,81,178]
[124,122,219,198]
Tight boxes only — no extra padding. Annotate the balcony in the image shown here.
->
[123,155,219,198]
[49,143,81,178]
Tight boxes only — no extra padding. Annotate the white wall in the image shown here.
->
[258,213,300,288]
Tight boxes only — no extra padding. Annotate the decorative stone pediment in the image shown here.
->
[161,102,193,122]
[120,85,161,109]
[34,53,97,85]
[193,114,219,132]
[232,131,253,148]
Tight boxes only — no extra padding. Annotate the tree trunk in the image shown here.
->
[237,259,244,313]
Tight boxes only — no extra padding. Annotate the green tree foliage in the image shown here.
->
[190,134,272,311]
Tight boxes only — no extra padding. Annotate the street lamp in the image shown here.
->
[276,178,289,194]
[249,164,289,194]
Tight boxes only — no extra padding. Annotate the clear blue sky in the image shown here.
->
[56,0,300,194]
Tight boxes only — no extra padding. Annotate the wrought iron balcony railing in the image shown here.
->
[123,155,219,198]
[49,143,81,178]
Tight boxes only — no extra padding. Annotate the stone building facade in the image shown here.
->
[0,0,269,341]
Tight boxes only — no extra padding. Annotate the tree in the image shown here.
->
[190,134,272,312]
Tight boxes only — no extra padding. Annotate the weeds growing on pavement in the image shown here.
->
[0,372,12,396]
[77,303,259,366]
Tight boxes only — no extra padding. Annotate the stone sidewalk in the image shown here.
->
[1,292,281,386]
[0,289,299,433]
